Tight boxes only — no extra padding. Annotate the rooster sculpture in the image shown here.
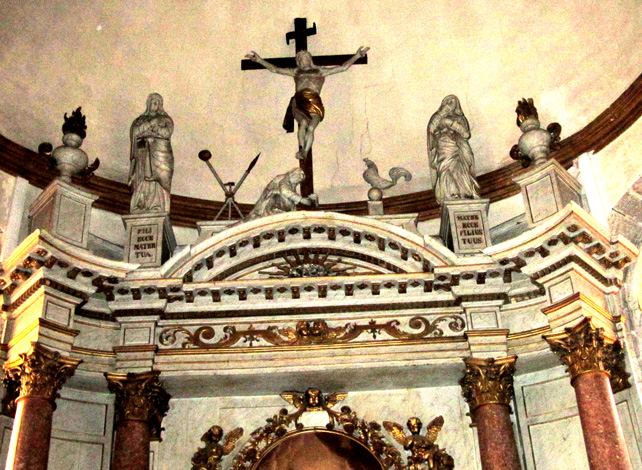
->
[362,158,412,201]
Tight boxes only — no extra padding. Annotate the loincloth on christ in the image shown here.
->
[282,89,325,133]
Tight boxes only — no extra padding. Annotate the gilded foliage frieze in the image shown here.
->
[159,315,465,350]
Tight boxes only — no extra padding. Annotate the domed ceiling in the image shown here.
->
[1,1,641,204]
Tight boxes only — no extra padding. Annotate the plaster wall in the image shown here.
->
[1,1,641,203]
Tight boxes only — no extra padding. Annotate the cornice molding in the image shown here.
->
[1,73,641,227]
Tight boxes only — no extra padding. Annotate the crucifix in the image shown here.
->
[242,18,369,197]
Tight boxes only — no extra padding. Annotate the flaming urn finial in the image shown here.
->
[510,98,562,167]
[42,107,99,183]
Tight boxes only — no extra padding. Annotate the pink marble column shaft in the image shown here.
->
[4,397,54,470]
[111,419,151,470]
[475,403,522,470]
[573,371,633,470]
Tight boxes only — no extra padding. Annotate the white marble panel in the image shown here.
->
[616,400,642,468]
[548,277,574,304]
[529,415,588,469]
[44,300,72,326]
[522,376,576,417]
[52,398,107,436]
[0,418,13,470]
[154,397,221,470]
[123,326,152,345]
[48,438,105,470]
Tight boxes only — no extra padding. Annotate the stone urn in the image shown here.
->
[51,107,89,183]
[510,98,562,168]
[517,116,552,166]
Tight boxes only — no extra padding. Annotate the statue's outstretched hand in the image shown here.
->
[245,51,260,61]
[299,197,313,206]
[356,46,370,58]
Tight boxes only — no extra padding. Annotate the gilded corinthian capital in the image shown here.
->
[459,355,517,412]
[544,318,630,392]
[2,342,82,405]
[104,371,171,440]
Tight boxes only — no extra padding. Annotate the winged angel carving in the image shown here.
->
[192,425,244,470]
[383,417,454,470]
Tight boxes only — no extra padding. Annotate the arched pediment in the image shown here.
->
[162,212,456,281]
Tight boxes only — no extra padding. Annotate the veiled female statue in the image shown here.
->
[427,95,480,204]
[128,93,174,213]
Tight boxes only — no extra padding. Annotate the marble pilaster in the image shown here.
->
[2,342,82,470]
[544,318,633,470]
[460,355,522,470]
[105,370,170,470]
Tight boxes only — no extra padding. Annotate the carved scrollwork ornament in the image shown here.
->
[2,342,82,405]
[104,371,171,439]
[159,315,465,350]
[459,355,517,412]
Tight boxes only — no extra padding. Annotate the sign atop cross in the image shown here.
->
[242,18,368,198]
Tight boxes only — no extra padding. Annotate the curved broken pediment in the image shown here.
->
[163,212,456,282]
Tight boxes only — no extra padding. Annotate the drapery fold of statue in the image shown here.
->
[244,167,318,222]
[427,95,480,205]
[128,93,174,214]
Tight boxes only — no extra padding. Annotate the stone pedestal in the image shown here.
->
[196,220,235,243]
[105,370,170,470]
[440,199,491,254]
[28,179,98,249]
[122,213,176,267]
[544,319,633,470]
[2,342,81,470]
[460,355,522,470]
[367,200,384,216]
[514,159,582,227]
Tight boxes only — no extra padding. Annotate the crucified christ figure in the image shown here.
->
[245,47,369,160]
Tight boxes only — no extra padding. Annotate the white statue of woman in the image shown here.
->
[128,93,174,214]
[427,95,480,204]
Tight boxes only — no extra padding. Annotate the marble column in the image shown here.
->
[544,318,633,470]
[459,355,522,470]
[2,342,82,470]
[105,371,170,470]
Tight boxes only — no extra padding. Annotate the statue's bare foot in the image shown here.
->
[295,149,306,160]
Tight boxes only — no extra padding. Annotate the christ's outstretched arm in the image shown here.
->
[245,51,296,76]
[321,46,369,77]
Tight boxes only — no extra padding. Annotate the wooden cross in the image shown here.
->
[241,18,368,198]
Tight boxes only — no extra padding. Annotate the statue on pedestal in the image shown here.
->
[244,168,318,222]
[245,47,369,160]
[128,93,174,214]
[427,95,480,204]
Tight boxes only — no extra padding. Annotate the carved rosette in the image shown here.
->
[2,342,82,406]
[459,356,517,413]
[544,318,631,392]
[104,371,171,440]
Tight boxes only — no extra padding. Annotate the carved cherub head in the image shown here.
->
[407,417,423,435]
[305,388,323,409]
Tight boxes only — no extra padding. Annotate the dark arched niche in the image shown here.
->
[253,429,385,470]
